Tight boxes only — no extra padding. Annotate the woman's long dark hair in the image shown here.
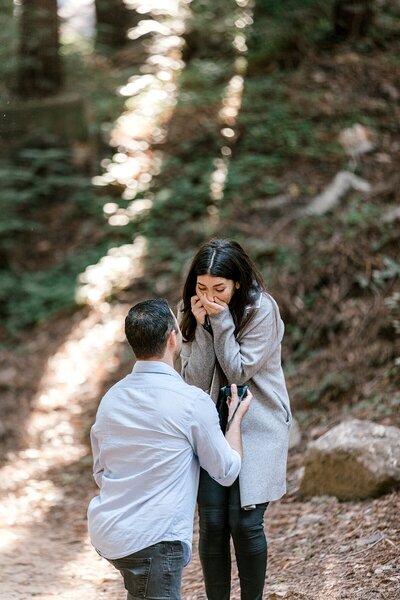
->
[180,239,266,342]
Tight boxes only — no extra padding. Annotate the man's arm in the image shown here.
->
[188,385,251,485]
[224,384,251,458]
[90,427,104,488]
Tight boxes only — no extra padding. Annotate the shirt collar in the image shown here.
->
[132,360,182,381]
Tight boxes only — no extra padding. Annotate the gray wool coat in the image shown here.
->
[180,292,292,506]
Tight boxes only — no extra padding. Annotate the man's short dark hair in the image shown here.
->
[125,299,178,359]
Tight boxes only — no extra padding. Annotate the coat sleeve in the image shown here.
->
[209,295,282,384]
[180,324,216,391]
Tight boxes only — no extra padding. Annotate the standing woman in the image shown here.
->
[179,238,292,600]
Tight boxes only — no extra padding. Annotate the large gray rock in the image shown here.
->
[300,419,400,500]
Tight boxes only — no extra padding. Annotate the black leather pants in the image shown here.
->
[197,469,268,600]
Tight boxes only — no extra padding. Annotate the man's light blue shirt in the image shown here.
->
[87,361,241,563]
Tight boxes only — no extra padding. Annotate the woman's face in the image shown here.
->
[196,274,238,305]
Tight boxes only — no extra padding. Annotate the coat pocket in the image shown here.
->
[273,391,292,425]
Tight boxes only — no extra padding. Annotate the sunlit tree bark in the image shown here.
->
[16,0,62,98]
[94,0,130,52]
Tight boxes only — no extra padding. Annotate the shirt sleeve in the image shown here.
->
[187,389,241,486]
[90,426,104,488]
[209,295,282,384]
[180,324,216,392]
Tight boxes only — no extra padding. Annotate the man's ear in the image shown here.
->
[168,329,177,349]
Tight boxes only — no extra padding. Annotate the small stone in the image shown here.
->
[297,513,323,527]
[337,544,351,553]
[374,565,392,575]
[356,531,383,547]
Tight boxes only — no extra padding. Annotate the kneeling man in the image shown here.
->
[87,298,250,600]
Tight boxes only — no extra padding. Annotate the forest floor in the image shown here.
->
[0,307,398,600]
[1,2,400,599]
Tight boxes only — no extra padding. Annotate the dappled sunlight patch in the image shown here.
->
[6,305,126,453]
[95,0,188,184]
[206,1,251,225]
[76,236,147,306]
[5,306,126,460]
[0,466,65,530]
[210,73,245,207]
[129,19,173,40]
[209,158,229,203]
[126,0,190,16]
[82,0,190,305]
[57,537,122,594]
[112,197,154,219]
[59,0,95,44]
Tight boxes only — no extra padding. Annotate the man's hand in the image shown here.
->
[198,293,228,316]
[225,383,252,457]
[191,295,207,325]
[227,383,252,423]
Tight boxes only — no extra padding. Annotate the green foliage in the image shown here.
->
[370,0,400,45]
[63,50,135,133]
[232,75,343,174]
[372,257,400,286]
[142,156,215,238]
[0,146,102,244]
[356,391,400,420]
[296,369,355,405]
[0,0,18,93]
[247,0,333,68]
[240,110,307,156]
[184,0,237,59]
[179,60,233,96]
[0,244,111,332]
[0,144,113,332]
[224,156,283,203]
[0,9,137,335]
[343,201,379,227]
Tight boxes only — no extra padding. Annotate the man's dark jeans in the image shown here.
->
[108,541,185,600]
[198,469,268,600]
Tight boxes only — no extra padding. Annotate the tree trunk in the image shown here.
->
[16,0,62,98]
[333,0,374,39]
[94,0,130,52]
